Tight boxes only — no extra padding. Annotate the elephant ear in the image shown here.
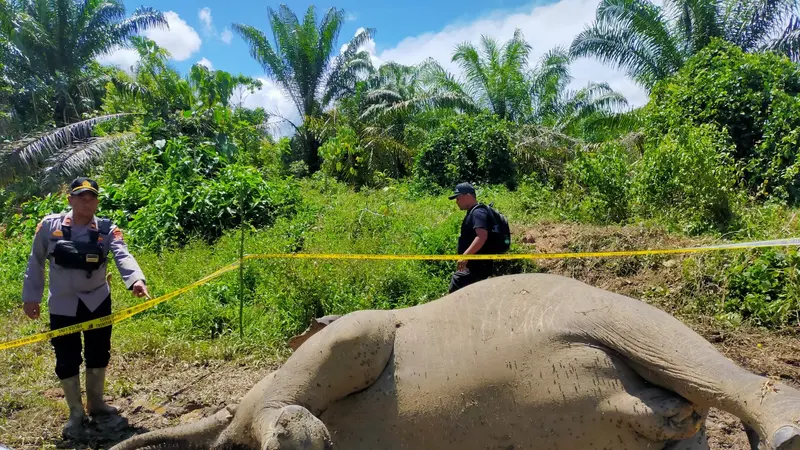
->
[288,315,342,351]
[110,404,237,450]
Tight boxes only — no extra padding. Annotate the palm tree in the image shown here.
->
[232,4,375,173]
[448,28,533,122]
[4,0,167,126]
[570,0,800,91]
[529,47,629,134]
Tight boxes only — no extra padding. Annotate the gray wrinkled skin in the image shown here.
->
[112,274,800,450]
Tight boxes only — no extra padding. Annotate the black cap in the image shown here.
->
[448,182,476,200]
[70,177,99,196]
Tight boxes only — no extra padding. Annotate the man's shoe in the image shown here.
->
[59,375,86,439]
[85,367,118,416]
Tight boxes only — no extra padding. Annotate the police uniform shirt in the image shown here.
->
[22,211,146,317]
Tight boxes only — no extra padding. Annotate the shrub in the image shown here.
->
[722,249,800,328]
[414,113,516,189]
[644,39,800,203]
[632,124,742,234]
[107,164,300,250]
[318,125,372,188]
[561,142,632,224]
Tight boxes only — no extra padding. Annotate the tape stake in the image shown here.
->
[2,237,798,351]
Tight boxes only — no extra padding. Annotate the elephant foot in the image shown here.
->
[604,387,706,442]
[775,425,800,450]
[261,405,332,450]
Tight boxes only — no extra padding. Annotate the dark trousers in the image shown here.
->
[49,296,113,380]
[449,262,493,294]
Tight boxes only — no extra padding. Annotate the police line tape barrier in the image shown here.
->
[2,236,800,352]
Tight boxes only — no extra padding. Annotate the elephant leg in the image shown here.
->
[576,294,800,450]
[665,426,711,450]
[214,310,397,450]
[599,386,708,443]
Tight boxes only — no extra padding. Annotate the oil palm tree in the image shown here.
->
[529,47,629,133]
[570,0,800,91]
[5,0,167,126]
[449,28,533,122]
[233,4,375,173]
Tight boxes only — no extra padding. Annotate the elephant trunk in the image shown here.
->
[110,405,237,450]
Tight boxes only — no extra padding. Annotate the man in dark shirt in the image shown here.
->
[448,182,494,293]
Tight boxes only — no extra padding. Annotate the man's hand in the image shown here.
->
[132,280,150,299]
[23,302,40,320]
[457,259,468,272]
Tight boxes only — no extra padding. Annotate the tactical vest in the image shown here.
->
[49,215,113,278]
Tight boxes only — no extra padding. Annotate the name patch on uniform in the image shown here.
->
[86,254,100,263]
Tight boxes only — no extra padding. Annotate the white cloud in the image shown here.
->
[221,28,233,44]
[375,0,650,107]
[233,78,299,138]
[340,27,382,69]
[149,11,203,61]
[198,7,213,33]
[100,11,202,67]
[97,47,140,72]
[345,12,357,22]
[197,57,213,69]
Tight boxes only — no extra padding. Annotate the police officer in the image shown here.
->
[21,177,149,439]
[448,182,494,293]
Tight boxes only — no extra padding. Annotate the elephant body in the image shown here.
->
[112,274,800,450]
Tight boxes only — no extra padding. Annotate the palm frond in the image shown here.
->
[571,0,685,90]
[1,113,129,180]
[763,14,800,61]
[724,0,797,50]
[666,0,722,53]
[231,22,302,115]
[40,132,134,190]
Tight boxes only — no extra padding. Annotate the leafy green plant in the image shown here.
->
[414,112,517,189]
[723,249,800,328]
[632,123,743,234]
[644,40,800,204]
[562,142,632,224]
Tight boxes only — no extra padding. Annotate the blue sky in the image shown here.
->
[112,0,551,75]
[102,0,652,134]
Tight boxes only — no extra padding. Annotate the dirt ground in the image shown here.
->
[2,222,799,449]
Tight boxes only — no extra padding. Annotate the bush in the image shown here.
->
[721,249,800,328]
[414,113,516,189]
[632,124,743,234]
[2,193,68,238]
[318,125,372,188]
[644,39,800,203]
[106,164,300,250]
[561,142,632,224]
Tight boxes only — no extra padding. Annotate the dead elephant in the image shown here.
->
[111,273,800,450]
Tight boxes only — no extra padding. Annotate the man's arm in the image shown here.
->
[463,228,489,255]
[21,219,50,318]
[107,225,148,297]
[457,207,491,271]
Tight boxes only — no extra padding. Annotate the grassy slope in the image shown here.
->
[1,178,799,448]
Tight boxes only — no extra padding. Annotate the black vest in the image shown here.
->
[50,216,113,278]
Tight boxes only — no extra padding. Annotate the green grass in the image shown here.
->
[2,177,800,366]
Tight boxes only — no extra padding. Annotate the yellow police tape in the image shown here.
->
[2,236,800,352]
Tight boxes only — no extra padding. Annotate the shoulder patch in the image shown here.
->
[112,228,124,241]
[35,221,43,234]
